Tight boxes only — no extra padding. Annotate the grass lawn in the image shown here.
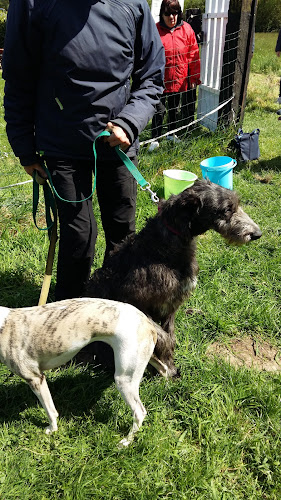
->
[0,32,280,499]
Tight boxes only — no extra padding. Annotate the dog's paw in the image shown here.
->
[45,425,58,435]
[185,307,203,316]
[118,436,132,448]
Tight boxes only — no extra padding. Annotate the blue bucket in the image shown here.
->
[200,156,237,190]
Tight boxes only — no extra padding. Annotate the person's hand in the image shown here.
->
[104,122,131,151]
[190,82,197,89]
[276,51,280,57]
[24,163,47,179]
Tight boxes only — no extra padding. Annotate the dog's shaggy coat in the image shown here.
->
[0,298,175,446]
[86,180,261,365]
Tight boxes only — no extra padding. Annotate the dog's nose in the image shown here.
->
[171,367,181,378]
[251,229,262,240]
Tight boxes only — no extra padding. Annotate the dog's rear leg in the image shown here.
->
[116,375,147,448]
[113,338,154,447]
[28,374,59,434]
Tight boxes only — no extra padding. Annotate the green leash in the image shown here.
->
[33,130,159,231]
[97,131,159,203]
[32,171,57,236]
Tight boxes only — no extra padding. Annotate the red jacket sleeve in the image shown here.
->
[186,24,201,86]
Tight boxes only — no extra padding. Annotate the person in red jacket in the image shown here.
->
[149,0,201,151]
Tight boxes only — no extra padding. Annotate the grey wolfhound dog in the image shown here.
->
[84,179,262,371]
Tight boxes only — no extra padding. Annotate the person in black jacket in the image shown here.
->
[276,28,281,115]
[2,0,165,301]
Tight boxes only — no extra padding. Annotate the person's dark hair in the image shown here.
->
[159,0,183,22]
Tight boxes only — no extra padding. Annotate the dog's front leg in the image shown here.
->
[29,374,59,434]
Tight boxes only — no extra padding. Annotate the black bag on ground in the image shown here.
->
[234,128,260,161]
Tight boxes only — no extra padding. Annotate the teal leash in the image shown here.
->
[96,131,159,203]
[33,130,159,231]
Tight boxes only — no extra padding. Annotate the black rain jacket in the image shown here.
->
[2,0,165,165]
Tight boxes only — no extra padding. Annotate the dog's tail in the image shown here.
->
[150,320,179,377]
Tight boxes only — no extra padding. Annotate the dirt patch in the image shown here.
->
[206,337,281,372]
[253,173,273,184]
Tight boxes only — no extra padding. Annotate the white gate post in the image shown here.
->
[197,0,230,131]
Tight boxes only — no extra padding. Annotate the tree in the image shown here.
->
[0,1,8,10]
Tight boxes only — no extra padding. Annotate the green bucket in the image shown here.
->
[163,169,198,199]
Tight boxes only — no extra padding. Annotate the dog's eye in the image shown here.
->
[224,207,233,218]
[219,207,231,217]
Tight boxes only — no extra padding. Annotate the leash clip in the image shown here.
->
[140,183,159,203]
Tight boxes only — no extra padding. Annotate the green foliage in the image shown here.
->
[0,0,8,10]
[0,8,6,48]
[184,0,205,12]
[256,0,281,32]
[251,32,280,73]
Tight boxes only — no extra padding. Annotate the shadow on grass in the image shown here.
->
[253,156,281,173]
[0,270,56,308]
[233,156,281,174]
[0,367,115,429]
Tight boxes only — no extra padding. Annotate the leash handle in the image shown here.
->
[37,130,138,204]
[34,131,103,208]
[39,131,158,203]
[33,172,57,236]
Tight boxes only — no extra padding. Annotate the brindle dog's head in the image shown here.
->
[159,179,262,244]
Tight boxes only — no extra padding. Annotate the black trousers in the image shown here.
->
[45,156,137,300]
[151,93,181,138]
[151,88,196,139]
[181,88,196,127]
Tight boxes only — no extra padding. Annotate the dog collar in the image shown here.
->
[158,205,182,237]
[163,219,182,236]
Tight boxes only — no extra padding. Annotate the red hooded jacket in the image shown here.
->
[156,21,201,93]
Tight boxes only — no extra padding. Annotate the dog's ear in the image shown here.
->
[178,188,203,214]
[159,188,203,232]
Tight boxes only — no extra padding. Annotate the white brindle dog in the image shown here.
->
[0,297,172,447]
